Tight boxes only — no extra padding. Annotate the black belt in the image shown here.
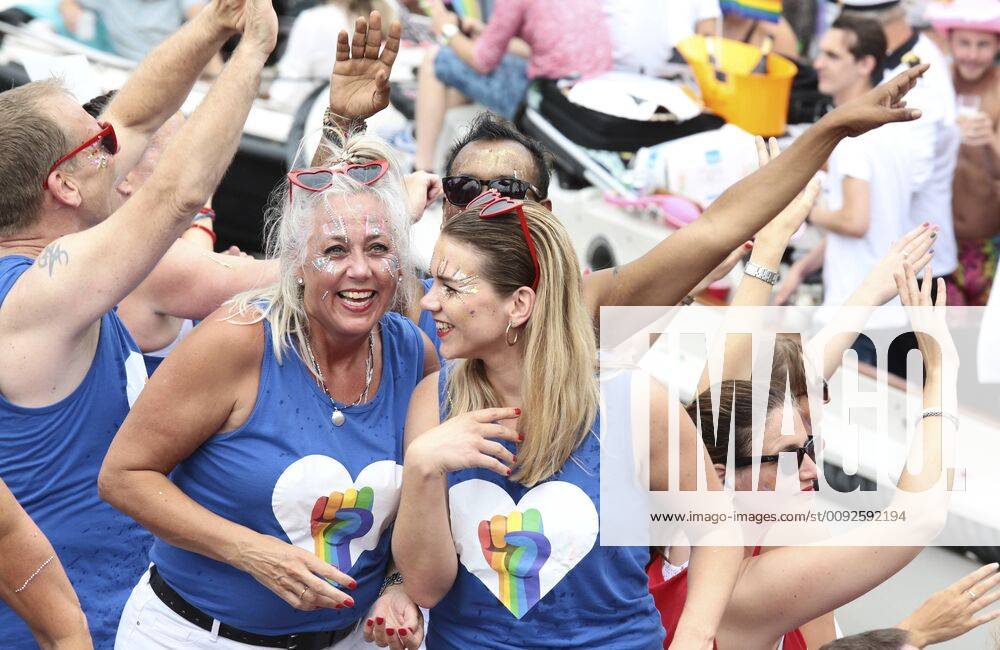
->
[148,565,354,649]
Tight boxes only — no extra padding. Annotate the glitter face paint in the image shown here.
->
[85,143,110,169]
[435,258,481,303]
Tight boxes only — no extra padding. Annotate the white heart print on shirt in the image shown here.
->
[448,479,598,619]
[272,455,402,571]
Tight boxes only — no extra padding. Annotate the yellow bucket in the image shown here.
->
[677,35,798,137]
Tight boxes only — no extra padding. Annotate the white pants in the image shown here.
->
[114,570,372,649]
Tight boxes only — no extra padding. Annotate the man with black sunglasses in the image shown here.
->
[0,0,279,646]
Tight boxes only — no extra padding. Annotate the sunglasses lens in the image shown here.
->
[822,381,830,404]
[488,177,529,199]
[443,176,483,206]
[101,128,118,155]
[347,163,383,184]
[481,199,515,217]
[298,170,334,190]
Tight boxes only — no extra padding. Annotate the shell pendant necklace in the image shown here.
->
[302,328,375,427]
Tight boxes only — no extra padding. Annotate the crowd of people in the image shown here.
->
[0,0,998,649]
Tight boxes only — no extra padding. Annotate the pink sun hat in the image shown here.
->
[926,0,1000,36]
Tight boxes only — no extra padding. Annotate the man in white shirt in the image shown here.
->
[602,0,720,77]
[782,15,921,375]
[838,0,960,286]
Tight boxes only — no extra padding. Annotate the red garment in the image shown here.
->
[646,553,807,650]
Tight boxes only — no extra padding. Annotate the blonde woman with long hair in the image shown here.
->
[392,192,742,648]
[99,132,438,649]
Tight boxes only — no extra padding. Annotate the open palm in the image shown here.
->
[329,11,401,120]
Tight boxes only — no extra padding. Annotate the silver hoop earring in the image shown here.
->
[505,321,519,346]
[296,277,304,286]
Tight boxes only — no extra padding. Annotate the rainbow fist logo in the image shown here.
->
[477,508,552,618]
[310,487,375,570]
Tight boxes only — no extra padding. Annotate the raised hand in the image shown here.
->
[237,0,279,55]
[894,264,957,379]
[403,171,443,223]
[311,487,376,572]
[899,563,1000,648]
[827,63,929,137]
[329,11,401,121]
[478,508,551,617]
[753,137,820,244]
[205,0,249,36]
[860,223,936,305]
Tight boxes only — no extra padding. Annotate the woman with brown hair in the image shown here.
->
[392,192,742,648]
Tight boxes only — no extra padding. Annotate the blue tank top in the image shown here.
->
[150,311,425,635]
[0,255,151,650]
[428,367,664,649]
[417,277,442,361]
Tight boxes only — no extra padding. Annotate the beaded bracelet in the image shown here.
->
[188,223,217,246]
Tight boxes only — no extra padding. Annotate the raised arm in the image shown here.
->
[120,238,279,323]
[0,480,90,650]
[724,265,955,646]
[581,64,930,318]
[805,224,936,380]
[648,380,742,648]
[103,0,253,175]
[696,137,819,394]
[7,0,278,342]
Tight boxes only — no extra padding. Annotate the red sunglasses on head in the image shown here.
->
[466,189,540,291]
[286,160,389,204]
[43,121,118,189]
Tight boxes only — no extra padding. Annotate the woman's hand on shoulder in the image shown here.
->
[363,586,424,649]
[405,406,522,477]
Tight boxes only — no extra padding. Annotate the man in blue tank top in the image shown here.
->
[0,1,280,646]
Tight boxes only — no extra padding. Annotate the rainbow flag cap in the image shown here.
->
[720,0,783,23]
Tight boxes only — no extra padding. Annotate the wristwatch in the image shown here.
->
[439,22,459,46]
[743,261,780,286]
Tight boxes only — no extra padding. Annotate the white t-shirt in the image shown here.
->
[602,0,720,77]
[882,34,959,276]
[979,274,1000,383]
[819,123,916,328]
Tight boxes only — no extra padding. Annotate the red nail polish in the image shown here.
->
[517,434,524,442]
[744,242,753,249]
[514,408,521,415]
[387,628,396,636]
[922,221,929,227]
[343,597,355,608]
[366,619,374,627]
[507,469,512,476]
[348,579,358,589]
[399,629,408,637]
[513,455,517,462]
[376,617,384,625]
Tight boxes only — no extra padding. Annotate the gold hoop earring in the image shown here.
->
[505,321,519,346]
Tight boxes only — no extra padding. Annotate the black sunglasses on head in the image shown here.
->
[442,175,542,207]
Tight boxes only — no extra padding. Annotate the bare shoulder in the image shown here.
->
[404,371,443,447]
[153,303,266,384]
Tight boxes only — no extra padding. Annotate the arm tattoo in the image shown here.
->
[36,243,69,278]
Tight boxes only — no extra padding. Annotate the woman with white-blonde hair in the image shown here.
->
[98,131,437,649]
